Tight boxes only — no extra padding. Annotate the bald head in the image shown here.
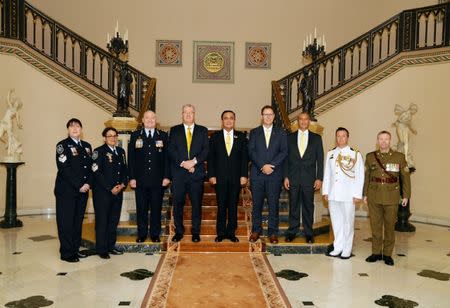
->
[142,110,156,129]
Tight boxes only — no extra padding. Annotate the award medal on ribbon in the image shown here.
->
[70,147,78,156]
[106,152,113,163]
[155,140,163,152]
[135,137,143,149]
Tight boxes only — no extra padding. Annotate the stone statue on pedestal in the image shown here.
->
[0,89,23,162]
[393,103,418,170]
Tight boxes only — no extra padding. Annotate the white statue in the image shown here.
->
[0,89,23,162]
[392,103,418,169]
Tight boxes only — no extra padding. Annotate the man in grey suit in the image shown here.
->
[284,112,324,243]
[248,105,287,244]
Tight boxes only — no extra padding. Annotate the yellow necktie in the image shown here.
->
[265,129,270,148]
[225,133,232,156]
[299,132,306,157]
[186,126,192,158]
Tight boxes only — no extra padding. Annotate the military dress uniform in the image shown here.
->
[322,146,364,258]
[363,149,411,258]
[91,144,129,255]
[128,128,169,241]
[54,137,93,260]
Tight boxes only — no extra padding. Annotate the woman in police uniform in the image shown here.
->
[54,118,93,263]
[92,127,129,259]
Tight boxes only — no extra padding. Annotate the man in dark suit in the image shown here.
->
[248,105,287,244]
[92,127,129,259]
[208,110,248,242]
[128,111,171,243]
[284,112,324,243]
[54,118,93,262]
[168,104,209,243]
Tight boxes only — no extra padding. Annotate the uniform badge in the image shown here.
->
[58,154,67,163]
[135,137,143,149]
[92,163,98,172]
[106,152,113,163]
[92,150,98,160]
[386,163,400,172]
[70,147,78,156]
[56,144,64,154]
[155,140,164,152]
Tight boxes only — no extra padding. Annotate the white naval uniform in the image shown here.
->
[322,146,364,257]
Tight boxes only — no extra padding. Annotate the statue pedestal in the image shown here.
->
[104,116,139,221]
[0,162,25,228]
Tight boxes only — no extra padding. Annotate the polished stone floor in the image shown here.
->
[0,215,449,307]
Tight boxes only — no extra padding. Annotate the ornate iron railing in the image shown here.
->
[273,2,450,129]
[0,0,156,113]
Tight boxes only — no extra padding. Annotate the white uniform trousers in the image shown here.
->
[329,200,355,257]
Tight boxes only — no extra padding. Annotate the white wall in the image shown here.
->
[0,55,110,213]
[27,0,435,127]
[318,62,450,224]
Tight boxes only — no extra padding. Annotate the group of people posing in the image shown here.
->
[54,104,410,266]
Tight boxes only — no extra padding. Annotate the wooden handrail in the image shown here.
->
[137,78,157,123]
[271,80,292,131]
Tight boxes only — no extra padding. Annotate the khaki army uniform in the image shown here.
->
[363,149,411,257]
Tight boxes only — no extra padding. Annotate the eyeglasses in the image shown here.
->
[262,113,275,117]
[106,135,118,138]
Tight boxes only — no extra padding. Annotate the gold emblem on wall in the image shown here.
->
[193,41,234,83]
[203,52,224,73]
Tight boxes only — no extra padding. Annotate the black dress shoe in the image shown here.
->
[136,236,147,243]
[228,235,239,243]
[285,234,296,242]
[383,256,394,266]
[61,256,79,263]
[365,254,383,263]
[192,235,201,242]
[306,235,315,243]
[150,236,161,243]
[172,233,184,242]
[215,236,225,242]
[77,251,87,258]
[109,249,123,255]
[99,253,110,259]
[340,255,351,260]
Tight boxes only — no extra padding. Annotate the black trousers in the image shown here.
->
[55,192,88,259]
[135,185,164,238]
[93,190,123,254]
[250,178,282,236]
[286,184,315,237]
[172,177,203,235]
[215,180,240,237]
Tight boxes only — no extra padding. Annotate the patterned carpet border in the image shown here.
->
[141,251,291,308]
[250,253,292,308]
[141,252,178,308]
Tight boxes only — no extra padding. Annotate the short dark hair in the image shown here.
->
[66,118,82,128]
[221,110,236,119]
[102,127,118,137]
[335,127,349,137]
[261,105,275,115]
[377,130,391,137]
[298,111,311,120]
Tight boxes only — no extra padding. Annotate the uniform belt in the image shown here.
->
[371,177,397,184]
